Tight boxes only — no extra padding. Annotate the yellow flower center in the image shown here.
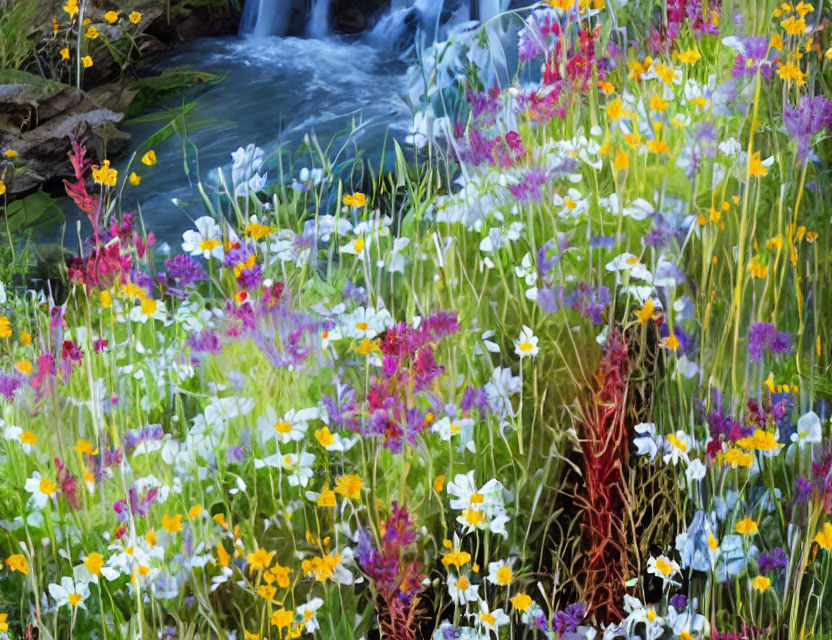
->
[40,478,57,495]
[655,558,674,576]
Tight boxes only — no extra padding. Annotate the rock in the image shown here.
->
[0,72,129,195]
[176,7,239,42]
[332,0,391,34]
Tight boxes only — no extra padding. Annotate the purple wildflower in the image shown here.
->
[461,386,489,418]
[124,424,165,453]
[794,476,812,504]
[0,372,22,401]
[748,322,791,363]
[730,36,772,80]
[509,169,549,203]
[590,235,617,249]
[669,594,688,613]
[188,330,222,356]
[757,547,788,575]
[784,96,832,160]
[356,502,424,611]
[553,602,587,634]
[537,235,569,280]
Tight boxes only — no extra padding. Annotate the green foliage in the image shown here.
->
[0,0,41,70]
[1,191,64,235]
[124,69,226,118]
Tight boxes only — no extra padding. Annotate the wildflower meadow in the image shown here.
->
[0,0,831,639]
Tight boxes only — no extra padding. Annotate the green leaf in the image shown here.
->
[2,191,64,233]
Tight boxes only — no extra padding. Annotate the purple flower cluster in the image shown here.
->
[245,300,326,370]
[659,323,694,356]
[113,485,159,521]
[811,444,832,513]
[538,283,610,325]
[509,169,548,203]
[730,36,773,80]
[124,423,165,453]
[324,312,458,452]
[163,254,206,298]
[461,386,489,419]
[748,322,791,363]
[517,8,562,62]
[465,87,500,124]
[188,330,222,357]
[794,476,813,504]
[669,594,688,613]
[0,372,22,401]
[553,602,587,634]
[356,503,424,622]
[225,246,263,290]
[537,236,569,280]
[757,547,788,575]
[784,96,832,160]
[454,125,526,169]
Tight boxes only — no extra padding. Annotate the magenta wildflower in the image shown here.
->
[60,339,83,382]
[356,502,424,626]
[54,457,81,510]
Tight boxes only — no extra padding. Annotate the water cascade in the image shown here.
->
[239,0,293,37]
[239,0,509,42]
[107,0,516,242]
[305,0,332,38]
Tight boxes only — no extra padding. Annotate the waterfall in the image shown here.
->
[477,0,507,22]
[239,0,292,37]
[306,0,331,38]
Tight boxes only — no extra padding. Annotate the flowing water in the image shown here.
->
[61,0,512,244]
[111,36,409,242]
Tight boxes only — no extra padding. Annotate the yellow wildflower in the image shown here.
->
[6,554,28,575]
[781,15,806,34]
[161,513,183,533]
[752,575,771,592]
[813,522,832,550]
[511,593,533,611]
[334,474,362,500]
[736,517,759,535]
[15,360,33,375]
[92,159,118,186]
[434,475,446,492]
[84,552,104,575]
[777,61,806,85]
[677,49,701,64]
[1,315,14,337]
[246,548,275,574]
